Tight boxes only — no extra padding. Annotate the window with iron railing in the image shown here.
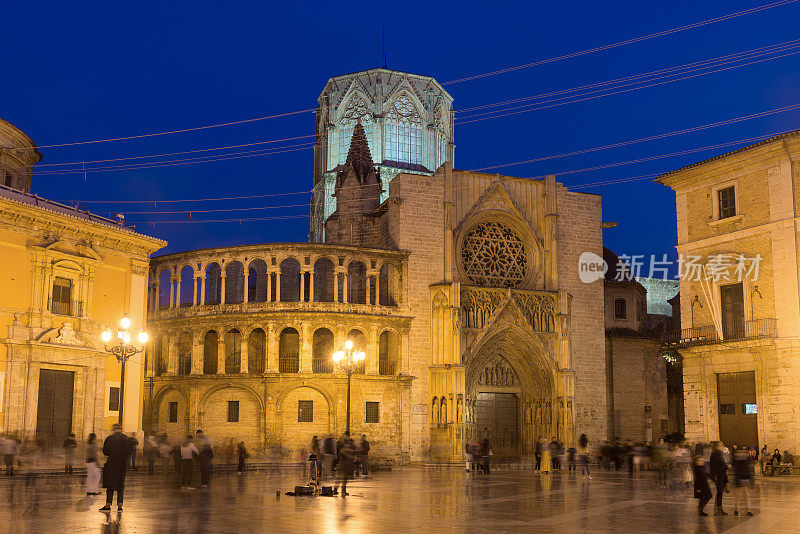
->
[279,351,300,373]
[379,360,396,376]
[312,359,333,373]
[51,277,80,316]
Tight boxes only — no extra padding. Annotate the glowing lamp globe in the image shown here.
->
[101,330,112,343]
[138,331,149,344]
[120,316,131,330]
[345,340,353,350]
[333,350,344,362]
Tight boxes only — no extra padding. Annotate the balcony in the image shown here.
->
[278,355,299,373]
[379,361,397,376]
[312,359,333,374]
[662,318,777,347]
[49,298,83,317]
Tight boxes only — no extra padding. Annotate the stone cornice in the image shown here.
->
[0,196,166,259]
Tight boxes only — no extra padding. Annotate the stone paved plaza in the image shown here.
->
[2,467,800,533]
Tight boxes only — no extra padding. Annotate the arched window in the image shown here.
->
[313,258,335,302]
[179,266,194,307]
[384,94,423,167]
[347,261,367,304]
[205,263,222,305]
[312,328,334,373]
[178,332,192,375]
[333,94,376,167]
[225,261,245,304]
[379,263,398,306]
[248,259,269,302]
[158,269,172,308]
[248,328,266,374]
[433,100,449,170]
[225,328,241,374]
[279,327,300,373]
[203,331,218,374]
[154,333,167,376]
[379,330,399,375]
[347,329,367,374]
[280,258,301,302]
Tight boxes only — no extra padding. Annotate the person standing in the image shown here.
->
[85,433,101,495]
[709,441,729,516]
[479,438,492,474]
[322,433,337,480]
[237,441,248,474]
[732,447,754,516]
[180,435,199,489]
[100,424,133,512]
[337,439,355,497]
[693,444,713,517]
[534,437,542,473]
[62,433,78,475]
[359,434,370,477]
[578,434,592,480]
[198,434,213,488]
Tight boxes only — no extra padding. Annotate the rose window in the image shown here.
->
[461,222,527,288]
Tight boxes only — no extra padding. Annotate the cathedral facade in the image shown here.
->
[144,68,606,463]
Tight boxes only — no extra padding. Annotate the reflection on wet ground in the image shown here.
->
[1,467,800,533]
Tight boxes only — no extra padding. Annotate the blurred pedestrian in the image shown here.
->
[732,447,754,516]
[578,434,592,480]
[100,424,133,512]
[180,435,199,489]
[224,438,236,470]
[85,433,101,495]
[145,434,158,475]
[540,438,551,474]
[692,443,713,517]
[310,435,321,479]
[534,437,542,473]
[128,432,138,471]
[63,433,78,475]
[359,434,370,477]
[158,433,171,474]
[709,441,729,516]
[337,439,355,497]
[198,434,213,488]
[567,444,577,475]
[0,434,16,476]
[237,441,248,473]
[479,438,492,474]
[322,433,337,480]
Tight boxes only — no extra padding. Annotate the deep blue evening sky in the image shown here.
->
[4,1,800,265]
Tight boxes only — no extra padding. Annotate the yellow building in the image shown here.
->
[0,117,165,447]
[658,131,800,453]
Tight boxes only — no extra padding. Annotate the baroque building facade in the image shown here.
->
[0,118,165,446]
[658,131,800,453]
[145,68,606,463]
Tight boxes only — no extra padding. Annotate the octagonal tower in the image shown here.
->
[310,68,454,242]
[0,117,42,193]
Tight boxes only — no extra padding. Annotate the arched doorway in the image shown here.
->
[465,327,561,459]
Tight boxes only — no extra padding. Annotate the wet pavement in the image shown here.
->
[1,467,800,533]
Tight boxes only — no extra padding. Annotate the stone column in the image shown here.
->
[308,266,315,302]
[299,270,306,302]
[267,271,273,302]
[367,325,379,375]
[191,335,203,374]
[220,273,227,305]
[241,333,249,374]
[192,277,198,306]
[266,322,277,372]
[217,337,226,374]
[174,275,182,308]
[243,270,249,303]
[169,275,176,309]
[154,282,160,309]
[342,273,349,303]
[334,270,340,302]
[199,277,206,306]
[275,271,281,301]
[374,271,381,306]
[300,323,311,373]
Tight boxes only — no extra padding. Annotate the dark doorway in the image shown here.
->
[36,369,75,451]
[717,371,758,449]
[721,283,745,339]
[475,392,519,458]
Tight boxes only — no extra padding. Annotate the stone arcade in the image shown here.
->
[144,68,606,463]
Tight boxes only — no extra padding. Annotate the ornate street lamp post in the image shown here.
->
[333,340,365,436]
[101,315,148,426]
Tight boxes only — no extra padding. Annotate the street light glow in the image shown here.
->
[138,331,149,344]
[101,329,112,343]
[120,316,131,329]
[333,350,344,362]
[345,339,353,350]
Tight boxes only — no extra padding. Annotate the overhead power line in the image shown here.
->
[443,0,799,84]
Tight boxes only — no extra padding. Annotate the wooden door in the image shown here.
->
[36,369,75,451]
[475,392,519,458]
[717,371,758,449]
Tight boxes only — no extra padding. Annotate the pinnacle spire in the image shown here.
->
[344,120,375,182]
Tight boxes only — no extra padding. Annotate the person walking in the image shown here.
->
[145,434,158,475]
[85,433,101,495]
[198,434,213,488]
[237,441,248,474]
[63,433,78,475]
[158,433,171,475]
[732,447,754,516]
[0,434,15,476]
[99,424,133,512]
[692,443,713,517]
[322,433,337,480]
[359,434,370,477]
[709,441,729,516]
[128,433,139,471]
[534,437,542,473]
[479,438,492,474]
[180,435,199,489]
[336,439,355,497]
[578,434,592,480]
[224,438,236,471]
